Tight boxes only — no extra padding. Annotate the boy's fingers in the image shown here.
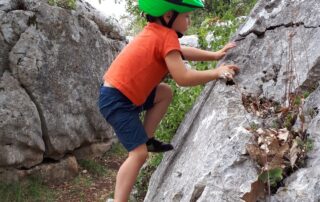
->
[219,64,239,72]
[230,69,235,76]
[225,64,239,72]
[221,71,233,80]
[231,65,240,72]
[228,42,236,47]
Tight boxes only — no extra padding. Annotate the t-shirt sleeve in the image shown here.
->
[161,31,182,58]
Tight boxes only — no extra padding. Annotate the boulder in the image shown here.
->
[145,0,320,201]
[0,0,125,182]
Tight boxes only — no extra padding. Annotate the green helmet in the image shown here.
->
[139,0,204,17]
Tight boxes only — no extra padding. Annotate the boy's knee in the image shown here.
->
[129,145,148,163]
[158,83,173,101]
[134,151,148,164]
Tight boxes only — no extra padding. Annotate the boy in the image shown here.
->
[99,0,239,201]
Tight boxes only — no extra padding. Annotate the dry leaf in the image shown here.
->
[260,144,269,153]
[268,156,285,170]
[278,143,290,157]
[241,180,265,202]
[252,102,259,112]
[299,114,305,124]
[256,111,261,117]
[267,128,278,135]
[247,144,267,166]
[278,128,289,141]
[277,107,289,114]
[258,136,265,145]
[256,128,265,135]
[267,138,281,156]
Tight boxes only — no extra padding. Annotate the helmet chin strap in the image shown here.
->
[159,11,183,38]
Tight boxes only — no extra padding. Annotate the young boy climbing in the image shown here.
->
[98,0,239,201]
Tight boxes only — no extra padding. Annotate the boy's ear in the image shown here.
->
[163,11,173,22]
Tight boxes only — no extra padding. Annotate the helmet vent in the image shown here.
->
[164,0,203,8]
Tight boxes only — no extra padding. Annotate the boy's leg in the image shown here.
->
[99,85,150,201]
[143,83,174,152]
[143,83,173,137]
[114,144,148,202]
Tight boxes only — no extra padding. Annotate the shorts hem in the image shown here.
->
[126,136,149,152]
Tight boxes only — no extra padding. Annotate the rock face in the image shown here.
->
[0,0,125,182]
[145,0,320,201]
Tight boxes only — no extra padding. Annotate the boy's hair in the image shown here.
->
[146,14,157,22]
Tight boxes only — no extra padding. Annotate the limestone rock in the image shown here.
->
[74,140,116,160]
[0,71,44,168]
[0,0,124,179]
[0,155,79,184]
[145,0,320,201]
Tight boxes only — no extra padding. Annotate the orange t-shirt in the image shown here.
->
[103,23,181,106]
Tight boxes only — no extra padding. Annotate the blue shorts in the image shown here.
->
[98,85,156,151]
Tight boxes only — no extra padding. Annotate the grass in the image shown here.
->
[78,159,107,177]
[0,177,56,202]
[107,141,128,157]
[0,142,128,202]
[72,175,93,188]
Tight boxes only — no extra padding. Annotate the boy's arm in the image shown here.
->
[181,42,236,61]
[165,50,239,86]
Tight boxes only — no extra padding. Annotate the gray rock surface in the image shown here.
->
[0,71,44,168]
[145,0,320,201]
[0,0,124,181]
[0,155,78,184]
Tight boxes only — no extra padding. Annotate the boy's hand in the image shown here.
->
[217,63,239,80]
[222,42,236,52]
[215,42,237,60]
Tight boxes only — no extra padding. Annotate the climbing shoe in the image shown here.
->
[146,138,174,153]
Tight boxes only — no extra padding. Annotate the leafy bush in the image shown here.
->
[48,0,76,9]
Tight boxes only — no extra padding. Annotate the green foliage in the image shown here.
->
[203,0,257,17]
[78,159,107,177]
[48,0,76,10]
[195,12,246,50]
[293,95,302,106]
[258,167,283,187]
[135,153,163,200]
[123,0,146,35]
[284,112,294,129]
[186,0,258,51]
[249,122,259,131]
[0,177,56,202]
[271,120,281,129]
[303,91,311,98]
[123,0,258,39]
[156,79,203,142]
[296,137,314,153]
[304,139,314,152]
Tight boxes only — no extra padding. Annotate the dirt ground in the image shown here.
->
[49,144,127,202]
